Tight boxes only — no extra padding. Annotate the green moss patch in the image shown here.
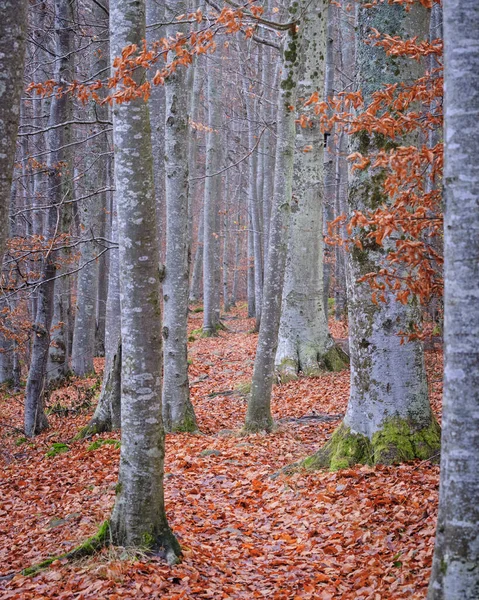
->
[87,438,121,452]
[302,417,441,471]
[45,442,70,458]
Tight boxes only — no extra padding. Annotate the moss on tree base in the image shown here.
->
[168,409,199,434]
[276,344,349,383]
[302,417,441,472]
[22,521,111,576]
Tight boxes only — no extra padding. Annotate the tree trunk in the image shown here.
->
[428,1,479,597]
[162,0,197,433]
[275,0,348,383]
[25,0,76,436]
[72,0,110,376]
[202,55,222,336]
[108,0,180,560]
[303,2,440,471]
[79,193,121,438]
[244,2,306,433]
[0,0,28,262]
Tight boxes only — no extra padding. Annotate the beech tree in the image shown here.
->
[275,0,348,382]
[25,0,75,436]
[108,0,180,558]
[428,0,479,597]
[301,1,441,469]
[0,1,28,262]
[162,0,197,433]
[244,0,307,433]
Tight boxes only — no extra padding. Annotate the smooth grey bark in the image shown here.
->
[304,2,440,470]
[0,0,28,262]
[188,61,204,304]
[25,0,76,436]
[108,0,180,559]
[275,0,346,382]
[189,204,204,303]
[72,0,110,376]
[146,0,167,263]
[242,64,263,329]
[202,55,222,336]
[428,1,479,597]
[322,0,335,318]
[46,0,76,385]
[244,3,305,433]
[70,184,100,377]
[80,195,121,437]
[162,0,197,433]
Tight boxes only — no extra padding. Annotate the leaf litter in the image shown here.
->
[0,306,441,599]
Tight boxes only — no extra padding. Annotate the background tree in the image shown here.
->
[0,1,28,262]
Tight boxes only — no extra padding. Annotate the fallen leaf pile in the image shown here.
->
[0,306,442,599]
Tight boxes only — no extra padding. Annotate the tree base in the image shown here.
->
[167,408,199,434]
[276,343,349,383]
[22,521,110,576]
[242,415,275,434]
[302,418,441,471]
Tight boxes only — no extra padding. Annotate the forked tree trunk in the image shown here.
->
[244,2,306,433]
[275,0,348,383]
[428,1,479,597]
[108,0,180,559]
[162,0,197,433]
[302,1,440,471]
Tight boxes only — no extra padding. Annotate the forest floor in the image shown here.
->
[0,306,443,599]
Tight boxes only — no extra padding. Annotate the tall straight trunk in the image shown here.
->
[428,2,479,597]
[25,0,75,436]
[79,193,121,438]
[244,4,305,433]
[189,205,204,303]
[46,0,76,385]
[275,0,347,383]
[146,0,167,263]
[322,0,335,317]
[72,0,110,376]
[202,55,222,336]
[0,0,28,262]
[108,0,180,559]
[303,2,440,471]
[188,60,204,304]
[162,0,197,433]
[247,211,256,318]
[242,63,263,328]
[334,131,348,319]
[230,186,242,306]
[222,173,231,312]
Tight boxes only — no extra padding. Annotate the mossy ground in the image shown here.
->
[302,417,441,471]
